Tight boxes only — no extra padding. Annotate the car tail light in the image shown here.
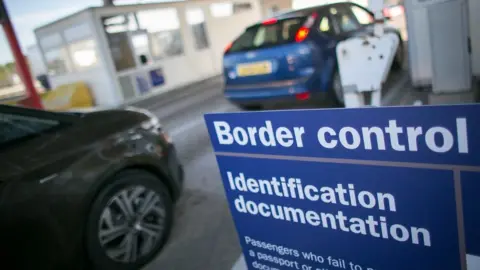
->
[262,17,278,25]
[295,27,310,43]
[296,92,310,101]
[224,42,233,53]
[295,12,318,43]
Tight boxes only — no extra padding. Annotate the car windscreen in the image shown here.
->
[228,16,307,53]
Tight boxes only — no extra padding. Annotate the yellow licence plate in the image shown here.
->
[236,61,272,77]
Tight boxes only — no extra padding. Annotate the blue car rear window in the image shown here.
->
[228,17,307,53]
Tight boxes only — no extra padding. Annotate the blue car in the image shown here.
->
[223,2,404,109]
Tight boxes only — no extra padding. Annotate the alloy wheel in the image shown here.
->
[97,185,166,263]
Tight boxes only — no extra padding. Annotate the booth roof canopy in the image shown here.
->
[34,0,226,33]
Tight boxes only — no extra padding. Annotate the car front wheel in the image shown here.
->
[85,170,173,270]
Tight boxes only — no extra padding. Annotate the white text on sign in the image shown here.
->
[213,118,469,153]
[227,171,432,247]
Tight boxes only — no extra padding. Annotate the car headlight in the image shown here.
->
[141,116,173,144]
[126,107,172,144]
[141,116,160,130]
[161,131,172,144]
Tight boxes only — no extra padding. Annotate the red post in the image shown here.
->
[1,1,43,109]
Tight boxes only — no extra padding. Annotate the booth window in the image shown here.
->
[233,2,252,13]
[210,3,233,17]
[40,33,70,75]
[210,2,252,17]
[64,23,92,43]
[186,8,210,50]
[64,23,98,71]
[103,13,139,34]
[102,13,138,71]
[118,75,136,100]
[137,8,184,60]
[45,47,71,76]
[69,39,98,70]
[40,33,62,51]
[131,33,151,65]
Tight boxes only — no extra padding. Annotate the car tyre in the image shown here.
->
[392,40,404,71]
[85,169,173,270]
[330,71,344,107]
[239,104,263,111]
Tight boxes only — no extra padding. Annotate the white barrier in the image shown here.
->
[336,33,399,108]
[336,0,399,108]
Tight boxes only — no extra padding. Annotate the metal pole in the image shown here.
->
[1,0,43,109]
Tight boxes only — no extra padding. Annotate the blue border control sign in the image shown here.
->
[204,104,480,270]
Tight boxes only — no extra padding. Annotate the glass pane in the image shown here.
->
[186,8,204,25]
[134,72,151,95]
[137,8,180,32]
[329,7,358,32]
[137,8,184,59]
[351,6,374,25]
[233,2,253,14]
[40,33,62,51]
[319,16,332,33]
[229,17,305,53]
[103,14,138,34]
[131,32,151,65]
[45,47,71,75]
[187,8,210,50]
[102,14,137,72]
[118,75,136,99]
[340,15,358,32]
[69,39,98,70]
[64,23,92,43]
[210,2,233,17]
[106,31,136,71]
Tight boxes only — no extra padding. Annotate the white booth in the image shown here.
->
[26,45,47,78]
[34,0,264,107]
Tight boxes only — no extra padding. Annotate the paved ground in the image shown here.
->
[0,81,45,101]
[120,69,409,270]
[139,77,242,270]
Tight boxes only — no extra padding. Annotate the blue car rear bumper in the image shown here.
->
[224,77,328,106]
